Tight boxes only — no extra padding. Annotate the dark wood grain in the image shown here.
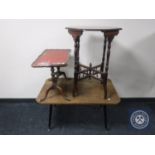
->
[67,27,122,99]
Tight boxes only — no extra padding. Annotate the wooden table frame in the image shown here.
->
[67,27,122,98]
[37,78,121,130]
[32,49,70,102]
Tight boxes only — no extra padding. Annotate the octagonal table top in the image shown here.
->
[66,26,122,32]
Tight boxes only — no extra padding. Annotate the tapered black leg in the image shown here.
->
[48,105,53,130]
[103,105,109,130]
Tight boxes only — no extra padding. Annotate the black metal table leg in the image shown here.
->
[48,105,53,130]
[103,105,109,130]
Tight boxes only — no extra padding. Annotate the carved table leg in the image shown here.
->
[102,31,119,99]
[101,35,107,74]
[68,30,83,97]
[101,35,107,99]
[40,66,69,102]
[39,67,57,102]
[104,38,112,99]
[57,66,67,79]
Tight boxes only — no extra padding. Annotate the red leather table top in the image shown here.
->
[32,49,70,67]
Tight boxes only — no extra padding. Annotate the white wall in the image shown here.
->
[0,19,155,98]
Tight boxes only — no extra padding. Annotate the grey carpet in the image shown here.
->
[0,99,154,135]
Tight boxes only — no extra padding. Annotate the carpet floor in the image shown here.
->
[0,99,154,135]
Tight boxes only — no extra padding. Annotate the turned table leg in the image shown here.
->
[101,31,119,99]
[68,30,83,97]
[40,66,68,102]
[104,37,112,99]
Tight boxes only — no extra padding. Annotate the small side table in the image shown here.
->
[32,49,70,101]
[66,27,122,99]
[34,27,122,131]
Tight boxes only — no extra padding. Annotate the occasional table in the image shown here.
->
[66,26,122,98]
[32,49,70,101]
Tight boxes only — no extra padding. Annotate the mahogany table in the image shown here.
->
[32,49,70,101]
[66,26,122,98]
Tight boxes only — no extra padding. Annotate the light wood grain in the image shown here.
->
[36,78,121,105]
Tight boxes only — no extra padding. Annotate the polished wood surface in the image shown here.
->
[36,78,121,105]
[66,26,122,32]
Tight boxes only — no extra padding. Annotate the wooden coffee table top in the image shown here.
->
[32,49,70,67]
[36,78,121,105]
